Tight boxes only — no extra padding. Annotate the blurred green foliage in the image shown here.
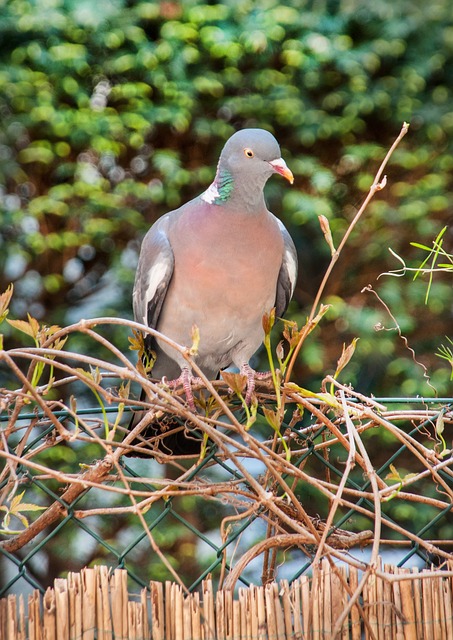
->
[1,0,452,397]
[2,0,452,594]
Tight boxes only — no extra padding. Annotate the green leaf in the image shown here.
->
[7,315,40,342]
[0,284,14,324]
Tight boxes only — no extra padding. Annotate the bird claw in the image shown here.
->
[166,365,264,409]
[164,369,201,411]
[240,363,256,406]
[238,366,275,405]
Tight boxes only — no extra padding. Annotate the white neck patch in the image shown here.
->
[201,182,220,204]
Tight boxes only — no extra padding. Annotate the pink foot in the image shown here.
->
[165,368,202,411]
[238,366,274,404]
[240,363,256,405]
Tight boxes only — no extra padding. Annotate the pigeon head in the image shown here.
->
[221,129,294,184]
[202,128,293,209]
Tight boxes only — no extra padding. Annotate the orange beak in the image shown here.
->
[269,158,294,184]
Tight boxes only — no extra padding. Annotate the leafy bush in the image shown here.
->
[0,1,452,394]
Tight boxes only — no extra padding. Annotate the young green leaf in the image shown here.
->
[334,338,359,379]
[190,323,200,356]
[262,406,281,431]
[0,284,14,324]
[7,314,40,342]
[262,308,276,335]
[0,491,46,533]
[221,371,247,396]
[318,214,335,255]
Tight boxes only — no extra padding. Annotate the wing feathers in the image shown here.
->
[132,225,174,331]
[275,220,298,318]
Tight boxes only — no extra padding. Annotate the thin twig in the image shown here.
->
[284,122,410,385]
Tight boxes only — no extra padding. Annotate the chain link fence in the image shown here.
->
[2,359,452,599]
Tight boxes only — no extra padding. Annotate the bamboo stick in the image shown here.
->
[202,578,215,640]
[442,574,453,640]
[110,569,127,640]
[173,582,184,640]
[438,576,447,640]
[42,587,56,640]
[245,586,252,640]
[134,600,143,640]
[96,571,104,640]
[300,574,311,639]
[121,570,129,639]
[331,565,348,640]
[138,599,145,640]
[375,578,384,640]
[398,570,417,640]
[5,561,453,639]
[312,567,321,640]
[362,576,370,640]
[367,574,378,640]
[232,599,240,640]
[383,564,394,640]
[141,587,150,640]
[54,578,69,640]
[280,580,293,639]
[246,585,254,640]
[28,590,42,640]
[349,565,361,640]
[182,593,191,640]
[0,595,5,640]
[238,587,247,640]
[374,559,383,640]
[191,591,201,640]
[215,588,225,640]
[97,565,112,640]
[265,582,277,639]
[422,574,433,639]
[131,598,144,640]
[291,578,303,640]
[322,559,332,638]
[432,571,442,640]
[223,587,232,640]
[254,583,265,640]
[127,601,136,640]
[391,567,405,640]
[68,571,82,640]
[165,582,172,640]
[136,600,143,640]
[26,593,32,640]
[81,569,95,640]
[246,586,253,640]
[7,594,16,640]
[272,582,286,640]
[411,567,423,640]
[249,585,258,640]
[18,594,25,640]
[150,581,164,640]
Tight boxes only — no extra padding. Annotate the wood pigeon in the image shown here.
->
[128,128,298,456]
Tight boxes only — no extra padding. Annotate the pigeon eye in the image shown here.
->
[244,148,254,158]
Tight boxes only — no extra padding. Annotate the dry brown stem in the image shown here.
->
[1,125,452,637]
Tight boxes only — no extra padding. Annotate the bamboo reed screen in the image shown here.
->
[1,559,453,639]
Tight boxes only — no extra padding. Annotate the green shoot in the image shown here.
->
[411,226,451,304]
[76,367,110,440]
[436,338,453,381]
[0,490,46,535]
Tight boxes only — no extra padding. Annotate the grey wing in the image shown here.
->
[275,219,298,318]
[132,221,174,332]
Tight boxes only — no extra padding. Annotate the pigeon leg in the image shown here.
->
[240,363,256,405]
[239,366,275,404]
[166,367,203,411]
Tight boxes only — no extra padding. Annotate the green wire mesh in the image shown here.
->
[1,398,452,598]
